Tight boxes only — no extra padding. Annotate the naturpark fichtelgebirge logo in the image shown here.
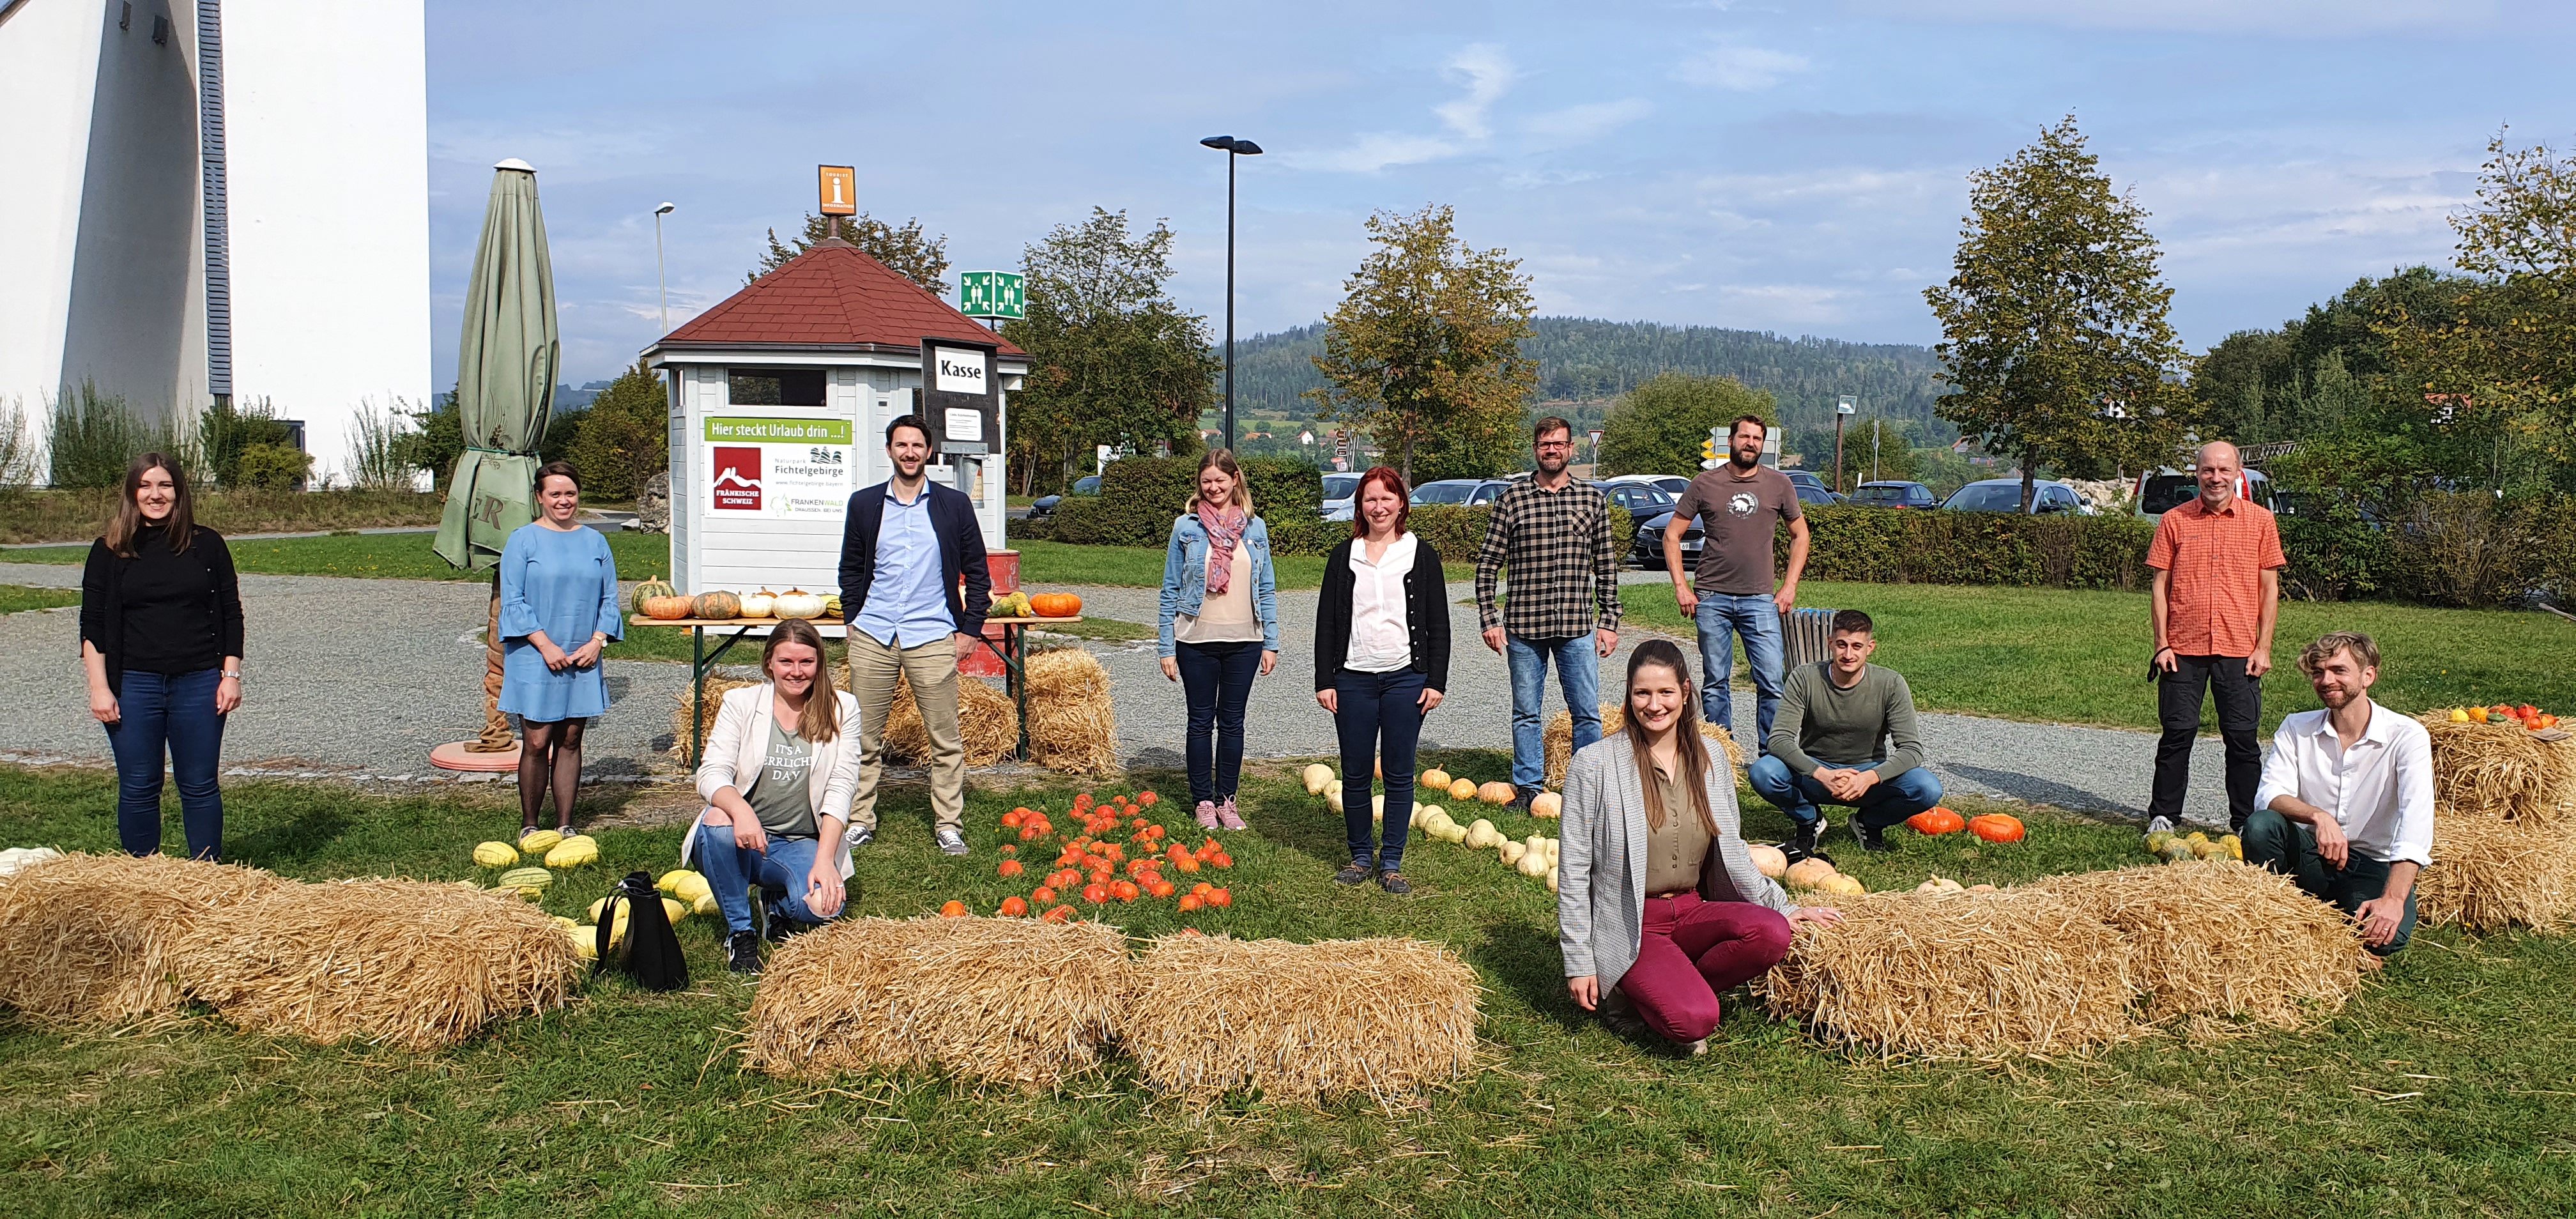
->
[711,447,762,511]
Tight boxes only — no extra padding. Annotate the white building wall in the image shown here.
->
[0,0,114,441]
[220,0,429,484]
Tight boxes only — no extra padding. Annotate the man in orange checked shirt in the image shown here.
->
[2146,440,2286,832]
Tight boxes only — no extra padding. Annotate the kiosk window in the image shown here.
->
[728,369,825,406]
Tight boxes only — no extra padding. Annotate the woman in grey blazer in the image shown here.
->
[1558,640,1842,1051]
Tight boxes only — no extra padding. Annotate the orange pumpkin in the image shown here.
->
[997,896,1029,917]
[642,594,695,620]
[1907,807,1966,836]
[1030,592,1083,617]
[938,900,968,917]
[1967,813,2026,843]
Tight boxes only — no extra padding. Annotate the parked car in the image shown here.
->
[1596,473,1695,497]
[2133,466,2274,518]
[1941,478,2091,514]
[1795,484,1846,509]
[1024,474,1101,522]
[1783,469,1830,494]
[1848,480,1938,510]
[1599,482,1676,519]
[1409,478,1514,507]
[1321,472,1361,522]
[1632,509,1694,569]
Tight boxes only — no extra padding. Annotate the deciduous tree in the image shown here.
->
[1308,204,1537,483]
[999,209,1219,494]
[1925,116,2194,510]
[749,213,950,295]
[565,362,669,500]
[1595,372,1775,477]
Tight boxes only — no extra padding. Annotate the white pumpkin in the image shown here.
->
[739,589,777,618]
[1499,840,1527,865]
[1303,763,1334,795]
[1463,819,1503,850]
[772,588,827,620]
[1746,843,1789,879]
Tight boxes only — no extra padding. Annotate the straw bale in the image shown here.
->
[174,878,581,1050]
[1025,648,1122,776]
[1757,889,2138,1059]
[1117,935,1482,1107]
[0,853,286,1024]
[2418,715,2576,825]
[2032,861,2367,1036]
[2414,812,2576,931]
[1544,703,1744,789]
[744,915,1133,1089]
[667,677,762,763]
[880,673,1018,767]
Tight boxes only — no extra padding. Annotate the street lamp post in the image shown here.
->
[653,203,676,334]
[1199,135,1262,450]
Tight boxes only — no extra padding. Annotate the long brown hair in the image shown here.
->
[1196,448,1254,514]
[1623,639,1717,834]
[762,618,841,744]
[106,452,195,558]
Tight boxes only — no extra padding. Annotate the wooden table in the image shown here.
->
[632,613,1081,768]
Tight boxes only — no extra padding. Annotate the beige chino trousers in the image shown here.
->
[845,631,965,834]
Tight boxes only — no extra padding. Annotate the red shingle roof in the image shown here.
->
[657,240,1024,356]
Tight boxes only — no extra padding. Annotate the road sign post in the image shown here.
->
[1835,395,1857,494]
[958,271,1025,325]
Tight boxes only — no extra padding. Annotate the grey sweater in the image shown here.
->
[1557,735,1794,989]
[1765,662,1927,780]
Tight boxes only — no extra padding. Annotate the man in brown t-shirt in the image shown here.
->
[1664,415,1811,751]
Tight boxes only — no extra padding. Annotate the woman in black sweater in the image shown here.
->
[80,454,243,860]
[1313,467,1452,895]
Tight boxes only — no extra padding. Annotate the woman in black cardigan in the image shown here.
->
[80,454,243,860]
[1314,466,1451,895]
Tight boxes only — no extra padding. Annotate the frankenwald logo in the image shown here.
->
[712,447,762,510]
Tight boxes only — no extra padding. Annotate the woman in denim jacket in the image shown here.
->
[1158,449,1280,829]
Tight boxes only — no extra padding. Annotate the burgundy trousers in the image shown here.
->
[1616,893,1794,1043]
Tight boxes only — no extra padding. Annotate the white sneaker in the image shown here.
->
[2147,815,2174,835]
[845,823,874,848]
[936,829,968,857]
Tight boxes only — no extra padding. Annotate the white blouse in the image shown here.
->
[1346,532,1416,673]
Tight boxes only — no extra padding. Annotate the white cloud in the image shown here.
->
[1842,0,2497,36]
[1676,43,1811,91]
[1291,132,1464,174]
[1523,98,1655,148]
[1434,43,1518,140]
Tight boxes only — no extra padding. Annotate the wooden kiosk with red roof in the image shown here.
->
[640,237,1027,598]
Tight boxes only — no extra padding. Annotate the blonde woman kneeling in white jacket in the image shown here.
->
[684,618,861,974]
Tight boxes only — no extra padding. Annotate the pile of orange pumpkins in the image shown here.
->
[1905,806,2026,844]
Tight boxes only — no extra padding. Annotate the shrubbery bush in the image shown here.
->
[1784,507,2156,590]
[1043,457,1331,553]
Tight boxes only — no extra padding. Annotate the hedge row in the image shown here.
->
[1406,504,1634,568]
[1032,457,1339,555]
[1782,507,2157,591]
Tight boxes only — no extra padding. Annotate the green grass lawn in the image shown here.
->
[0,585,80,615]
[1616,580,2576,736]
[4,758,2572,1216]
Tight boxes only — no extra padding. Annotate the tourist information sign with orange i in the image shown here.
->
[817,165,857,216]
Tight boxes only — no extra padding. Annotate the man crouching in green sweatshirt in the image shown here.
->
[1749,609,1943,859]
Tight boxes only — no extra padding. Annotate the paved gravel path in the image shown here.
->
[3,563,2240,823]
[1,562,688,781]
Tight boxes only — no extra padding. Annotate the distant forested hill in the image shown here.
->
[1223,318,1951,429]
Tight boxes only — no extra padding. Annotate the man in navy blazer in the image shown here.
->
[837,413,992,855]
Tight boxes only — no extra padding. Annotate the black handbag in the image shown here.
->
[595,870,689,991]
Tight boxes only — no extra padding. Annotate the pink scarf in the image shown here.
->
[1196,501,1248,595]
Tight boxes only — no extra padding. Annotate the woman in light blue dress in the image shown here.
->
[498,461,624,837]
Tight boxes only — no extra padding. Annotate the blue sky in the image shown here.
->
[426,0,2576,389]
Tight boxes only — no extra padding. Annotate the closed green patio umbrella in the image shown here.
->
[435,158,559,572]
[433,159,558,761]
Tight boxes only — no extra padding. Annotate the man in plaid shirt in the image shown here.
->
[1476,416,1621,808]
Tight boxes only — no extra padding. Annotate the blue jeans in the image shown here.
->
[1176,640,1262,805]
[1747,755,1943,831]
[1334,668,1425,870]
[1694,595,1786,751]
[1508,633,1600,790]
[103,668,228,860]
[693,824,836,935]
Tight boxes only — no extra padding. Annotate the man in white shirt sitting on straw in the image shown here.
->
[2246,631,2432,959]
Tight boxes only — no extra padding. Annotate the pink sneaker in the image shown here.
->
[1216,798,1247,831]
[1193,801,1220,830]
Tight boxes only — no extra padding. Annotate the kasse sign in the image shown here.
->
[921,337,999,455]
